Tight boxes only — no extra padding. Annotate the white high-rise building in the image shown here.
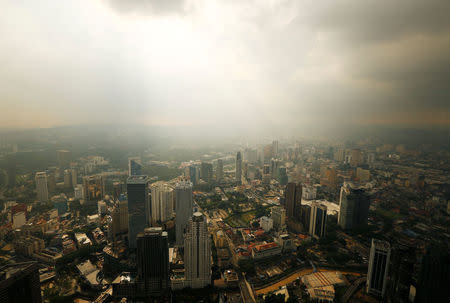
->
[271,206,286,231]
[367,239,391,298]
[151,183,174,223]
[184,212,211,289]
[260,216,273,232]
[175,181,193,245]
[235,151,242,183]
[35,172,49,202]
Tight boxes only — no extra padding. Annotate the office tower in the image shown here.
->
[127,176,149,249]
[263,144,273,163]
[56,149,72,168]
[320,167,337,188]
[136,227,170,294]
[350,149,362,167]
[262,164,271,184]
[338,182,370,230]
[175,181,193,246]
[272,140,279,157]
[187,165,197,185]
[235,151,242,183]
[200,162,213,183]
[83,175,103,201]
[242,161,248,181]
[109,200,128,242]
[277,167,288,185]
[259,216,273,232]
[243,148,258,164]
[0,262,42,303]
[63,169,72,188]
[184,212,211,288]
[150,183,174,223]
[128,157,142,176]
[216,159,223,182]
[387,243,416,302]
[367,239,391,298]
[46,168,56,193]
[300,204,311,231]
[284,182,302,220]
[98,200,107,215]
[271,206,286,230]
[35,172,49,202]
[270,158,281,179]
[309,202,327,238]
[334,148,345,162]
[415,245,450,303]
[71,167,78,186]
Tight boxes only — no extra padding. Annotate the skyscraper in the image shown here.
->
[150,183,174,224]
[309,202,327,238]
[338,182,370,230]
[127,176,149,249]
[272,140,279,157]
[216,159,223,182]
[63,169,72,188]
[175,180,193,245]
[415,245,450,303]
[284,182,302,220]
[200,162,213,183]
[109,200,128,242]
[271,206,286,231]
[128,157,143,176]
[277,167,288,185]
[387,243,416,302]
[136,227,169,295]
[35,172,48,202]
[184,212,211,288]
[0,262,42,303]
[83,175,104,202]
[350,148,362,167]
[367,239,391,298]
[235,151,242,183]
[56,149,72,169]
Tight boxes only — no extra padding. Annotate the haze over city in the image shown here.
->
[0,1,449,303]
[1,0,449,134]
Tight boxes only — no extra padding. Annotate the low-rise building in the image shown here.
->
[251,242,282,260]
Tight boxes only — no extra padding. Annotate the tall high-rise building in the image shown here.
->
[63,169,72,188]
[109,200,128,242]
[387,243,416,302]
[235,151,242,183]
[200,162,213,183]
[271,206,286,231]
[300,204,311,231]
[262,164,271,185]
[71,167,78,186]
[136,227,170,295]
[277,167,288,185]
[0,262,42,303]
[309,202,327,238]
[56,150,72,169]
[184,212,211,288]
[127,176,149,249]
[175,181,193,245]
[338,182,370,230]
[150,183,174,224]
[284,182,302,220]
[367,239,391,298]
[83,175,104,201]
[334,148,345,162]
[216,159,224,182]
[415,245,450,303]
[35,172,49,202]
[188,165,197,185]
[272,140,279,157]
[350,149,362,167]
[270,158,281,179]
[46,169,56,193]
[128,157,143,176]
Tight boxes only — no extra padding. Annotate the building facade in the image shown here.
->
[175,181,193,246]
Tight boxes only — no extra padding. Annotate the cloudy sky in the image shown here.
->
[0,0,449,133]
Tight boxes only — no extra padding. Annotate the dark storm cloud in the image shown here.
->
[107,0,187,15]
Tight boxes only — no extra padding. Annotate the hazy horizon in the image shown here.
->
[1,0,449,131]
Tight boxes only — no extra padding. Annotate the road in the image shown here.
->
[239,275,256,303]
[341,277,366,303]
